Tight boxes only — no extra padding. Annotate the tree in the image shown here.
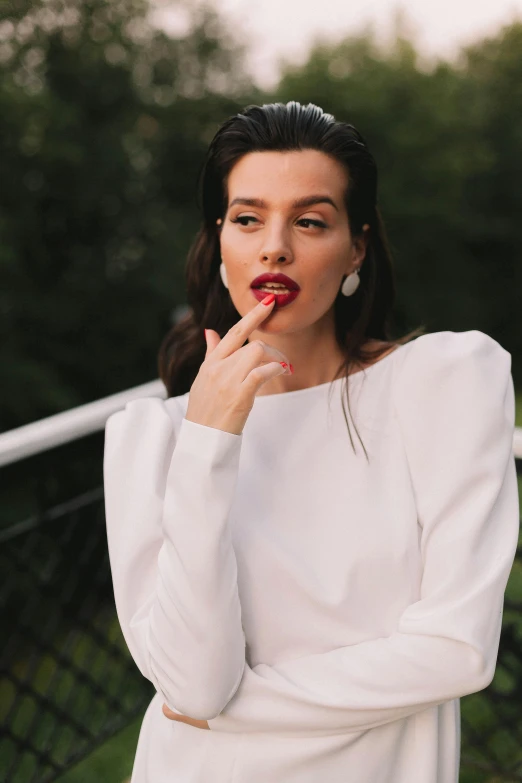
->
[0,0,252,428]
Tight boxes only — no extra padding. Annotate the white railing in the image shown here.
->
[0,379,166,467]
[1,379,522,467]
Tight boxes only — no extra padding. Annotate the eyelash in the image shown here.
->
[230,216,327,229]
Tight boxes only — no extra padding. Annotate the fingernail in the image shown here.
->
[279,362,289,372]
[261,293,276,306]
[289,364,294,374]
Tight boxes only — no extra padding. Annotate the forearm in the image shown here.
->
[105,401,246,720]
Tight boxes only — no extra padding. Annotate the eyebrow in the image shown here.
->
[228,195,339,212]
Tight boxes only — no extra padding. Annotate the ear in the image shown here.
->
[352,223,370,265]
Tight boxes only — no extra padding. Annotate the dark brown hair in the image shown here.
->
[158,101,425,460]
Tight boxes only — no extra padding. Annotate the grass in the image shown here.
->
[54,715,143,783]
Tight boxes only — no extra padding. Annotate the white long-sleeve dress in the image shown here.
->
[103,329,519,783]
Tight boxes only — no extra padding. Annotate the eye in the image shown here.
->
[229,216,327,229]
[298,218,327,229]
[230,216,258,226]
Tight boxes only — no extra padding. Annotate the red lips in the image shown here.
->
[250,273,300,290]
[251,287,300,308]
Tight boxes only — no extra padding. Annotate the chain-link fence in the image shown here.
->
[0,488,154,783]
[1,466,522,783]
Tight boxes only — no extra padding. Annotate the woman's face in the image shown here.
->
[218,148,368,336]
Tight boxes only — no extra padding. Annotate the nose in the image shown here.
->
[259,220,294,265]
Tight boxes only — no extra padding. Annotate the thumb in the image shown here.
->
[204,328,221,357]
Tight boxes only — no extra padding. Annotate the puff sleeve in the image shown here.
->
[103,397,246,719]
[207,330,520,736]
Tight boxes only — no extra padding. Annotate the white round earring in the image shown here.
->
[341,268,360,296]
[220,262,229,289]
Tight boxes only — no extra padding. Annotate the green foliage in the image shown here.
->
[0,0,252,428]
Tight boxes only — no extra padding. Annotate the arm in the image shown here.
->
[103,397,246,720]
[207,330,520,736]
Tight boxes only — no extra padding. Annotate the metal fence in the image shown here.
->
[1,392,521,783]
[0,488,154,783]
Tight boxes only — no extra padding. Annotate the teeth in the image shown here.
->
[258,286,290,294]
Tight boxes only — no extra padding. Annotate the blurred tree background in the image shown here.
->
[1,1,521,781]
[1,0,520,433]
[0,0,256,430]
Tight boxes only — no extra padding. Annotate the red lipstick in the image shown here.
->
[250,273,300,309]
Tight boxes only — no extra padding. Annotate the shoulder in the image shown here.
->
[394,329,511,382]
[391,329,513,426]
[104,392,188,451]
[390,329,515,475]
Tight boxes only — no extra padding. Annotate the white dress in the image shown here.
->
[103,329,519,783]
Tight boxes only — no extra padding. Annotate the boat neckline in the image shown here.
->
[253,342,408,401]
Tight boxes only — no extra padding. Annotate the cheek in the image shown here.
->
[220,242,251,284]
[220,237,251,277]
[307,249,347,289]
[308,231,350,265]
[309,276,339,304]
[220,229,250,256]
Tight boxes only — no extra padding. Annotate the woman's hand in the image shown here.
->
[162,703,210,730]
[163,301,288,727]
[185,294,292,436]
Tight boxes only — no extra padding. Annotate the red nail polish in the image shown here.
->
[261,293,276,306]
[289,364,294,374]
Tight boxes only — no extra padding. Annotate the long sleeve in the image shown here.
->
[103,397,246,720]
[207,330,520,737]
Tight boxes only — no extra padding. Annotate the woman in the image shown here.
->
[103,101,519,783]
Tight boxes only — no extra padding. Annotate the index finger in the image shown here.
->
[212,294,276,360]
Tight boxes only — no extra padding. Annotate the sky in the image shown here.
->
[152,0,522,89]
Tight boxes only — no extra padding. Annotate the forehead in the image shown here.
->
[226,149,348,205]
